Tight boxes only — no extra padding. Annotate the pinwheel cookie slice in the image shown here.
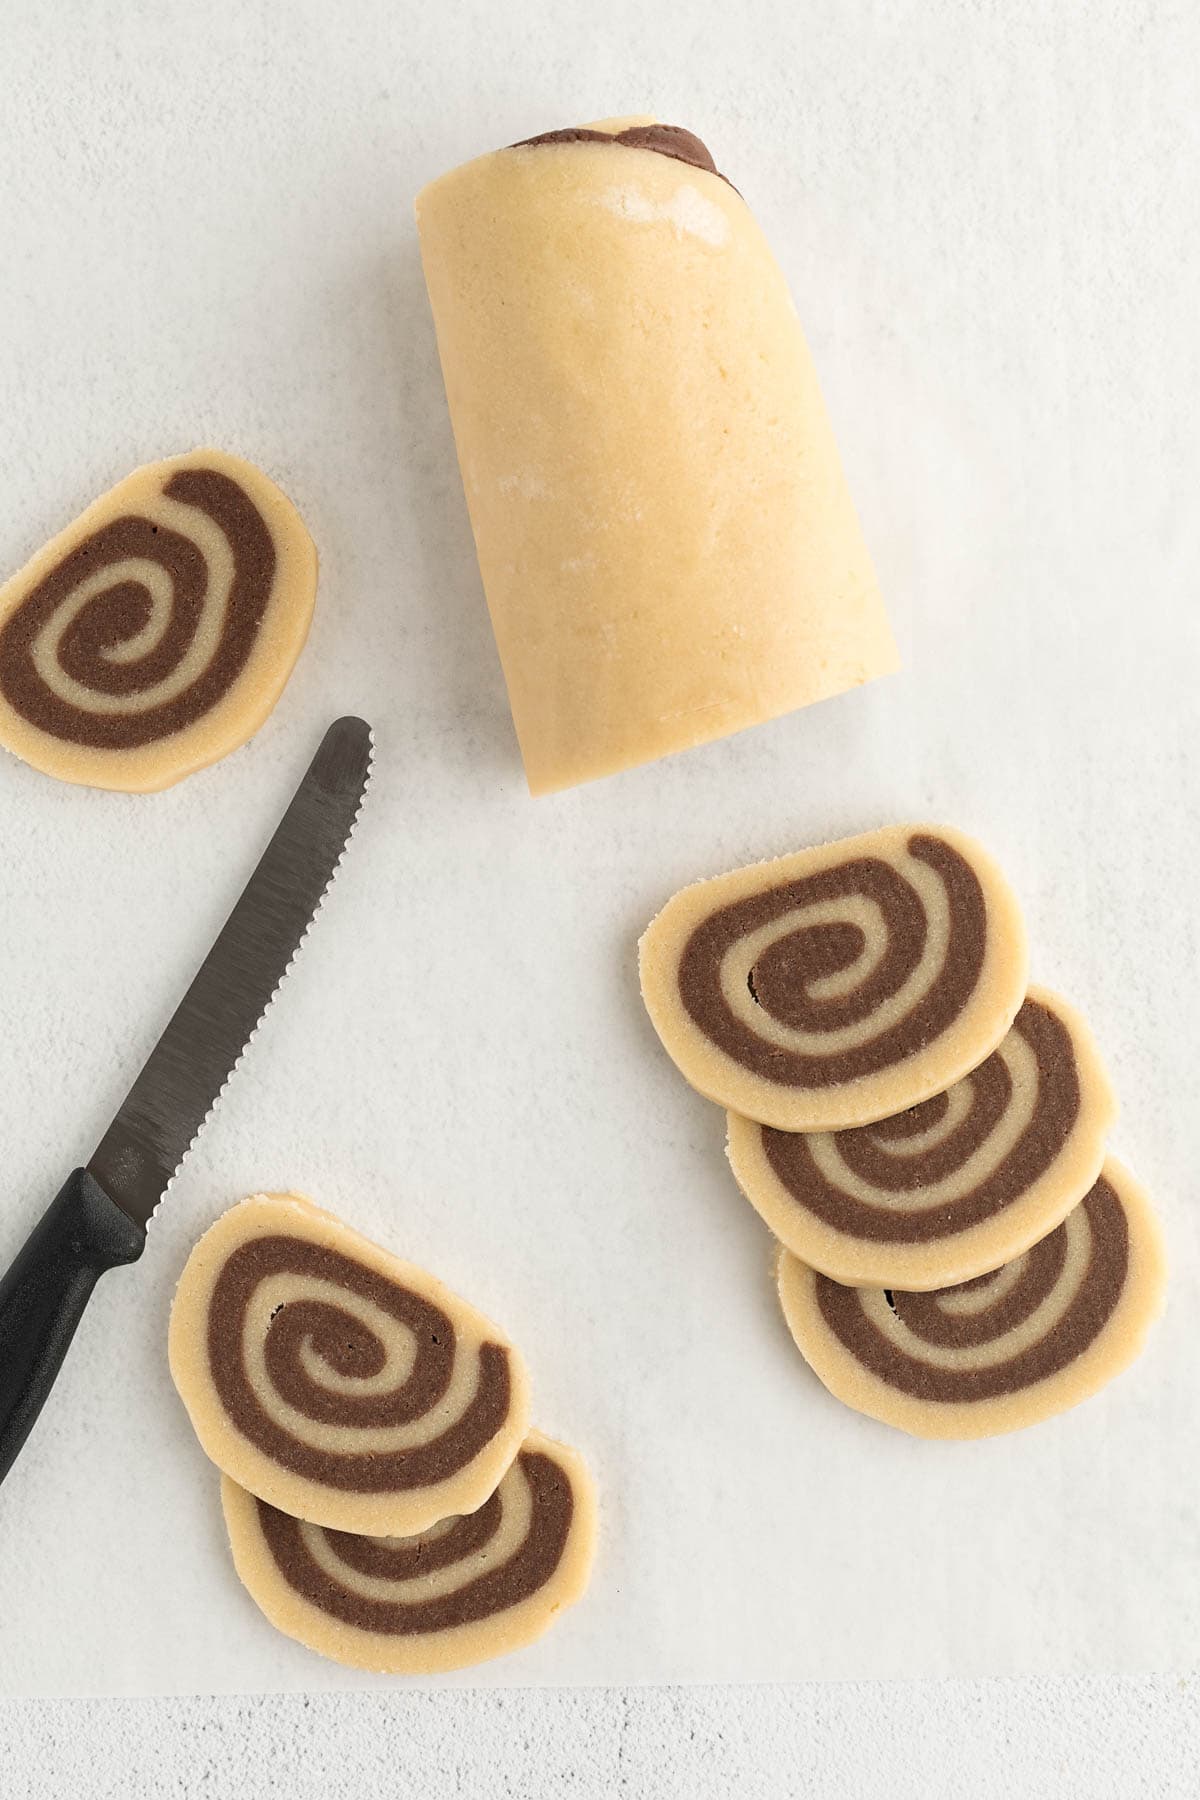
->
[728,988,1116,1289]
[776,1158,1166,1439]
[640,824,1028,1131]
[169,1194,531,1536]
[222,1430,597,1674]
[0,449,316,791]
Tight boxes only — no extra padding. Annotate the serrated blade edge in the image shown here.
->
[88,716,373,1227]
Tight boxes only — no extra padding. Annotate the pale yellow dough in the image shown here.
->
[0,449,316,791]
[416,122,897,795]
[640,823,1029,1131]
[169,1194,531,1536]
[776,1158,1166,1439]
[727,987,1116,1289]
[221,1431,597,1675]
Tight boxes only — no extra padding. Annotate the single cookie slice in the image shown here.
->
[728,988,1115,1289]
[640,824,1028,1131]
[0,449,316,790]
[776,1159,1165,1439]
[221,1430,597,1674]
[169,1194,531,1536]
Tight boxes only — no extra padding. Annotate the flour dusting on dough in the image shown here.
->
[596,182,730,247]
[498,471,549,500]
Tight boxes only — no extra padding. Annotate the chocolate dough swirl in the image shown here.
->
[169,1195,531,1536]
[255,1443,574,1636]
[728,987,1117,1290]
[640,824,1028,1132]
[513,122,731,185]
[207,1234,513,1494]
[814,1176,1128,1402]
[761,996,1082,1243]
[680,833,986,1090]
[776,1156,1165,1438]
[0,465,276,748]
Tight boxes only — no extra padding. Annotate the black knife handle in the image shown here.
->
[0,1168,145,1488]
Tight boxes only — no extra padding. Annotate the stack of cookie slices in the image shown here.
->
[641,823,1165,1438]
[168,1194,596,1670]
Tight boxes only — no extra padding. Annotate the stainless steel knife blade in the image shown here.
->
[87,715,372,1226]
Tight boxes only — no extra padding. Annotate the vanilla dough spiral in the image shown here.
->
[776,1159,1165,1438]
[0,450,316,790]
[728,988,1116,1288]
[640,824,1029,1131]
[221,1431,597,1674]
[169,1195,531,1536]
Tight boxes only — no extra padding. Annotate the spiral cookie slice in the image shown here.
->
[0,449,316,790]
[777,1159,1165,1438]
[169,1194,531,1536]
[728,988,1115,1289]
[221,1431,597,1674]
[640,824,1028,1131]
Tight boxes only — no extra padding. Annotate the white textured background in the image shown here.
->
[2,0,1199,1790]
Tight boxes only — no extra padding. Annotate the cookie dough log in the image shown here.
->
[728,988,1116,1289]
[416,120,897,795]
[777,1159,1166,1439]
[0,450,316,791]
[640,824,1029,1131]
[222,1430,597,1675]
[169,1194,531,1536]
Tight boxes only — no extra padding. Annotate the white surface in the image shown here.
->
[2,1678,1199,1799]
[0,0,1197,1765]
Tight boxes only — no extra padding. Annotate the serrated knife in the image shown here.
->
[0,714,372,1489]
